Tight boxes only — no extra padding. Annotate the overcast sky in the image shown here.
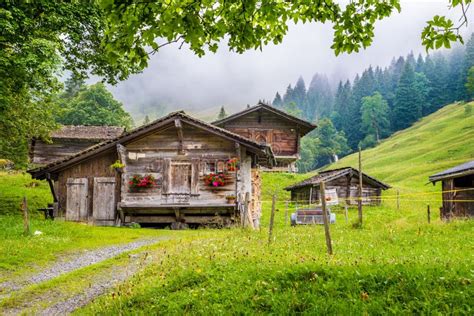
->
[106,0,474,117]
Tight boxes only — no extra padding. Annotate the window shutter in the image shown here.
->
[162,158,171,194]
[191,158,200,195]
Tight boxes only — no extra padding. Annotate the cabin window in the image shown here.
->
[217,161,225,173]
[204,162,216,174]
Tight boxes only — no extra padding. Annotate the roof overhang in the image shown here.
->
[28,111,275,180]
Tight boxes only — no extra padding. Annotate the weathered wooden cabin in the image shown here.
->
[28,111,274,227]
[213,102,316,172]
[285,167,390,205]
[30,125,124,166]
[429,160,474,219]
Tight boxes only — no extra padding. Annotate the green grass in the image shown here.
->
[1,103,473,314]
[331,102,474,191]
[76,103,474,315]
[0,173,172,282]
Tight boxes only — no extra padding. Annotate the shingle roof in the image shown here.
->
[212,102,316,136]
[429,160,474,183]
[51,125,124,140]
[28,111,275,180]
[284,167,390,190]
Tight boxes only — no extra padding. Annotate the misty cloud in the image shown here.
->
[107,1,474,118]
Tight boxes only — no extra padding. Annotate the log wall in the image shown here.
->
[31,139,102,165]
[220,110,299,156]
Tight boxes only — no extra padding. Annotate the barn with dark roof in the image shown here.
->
[285,167,390,205]
[28,112,274,228]
[429,160,474,219]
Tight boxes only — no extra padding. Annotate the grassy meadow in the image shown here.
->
[0,102,473,313]
[76,103,473,314]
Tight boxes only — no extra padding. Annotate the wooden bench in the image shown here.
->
[37,203,54,219]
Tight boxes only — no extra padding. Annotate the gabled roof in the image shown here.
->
[212,102,316,136]
[429,160,474,183]
[51,125,124,140]
[29,111,275,180]
[284,167,390,191]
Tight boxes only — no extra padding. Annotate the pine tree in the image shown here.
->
[392,63,421,131]
[447,46,467,102]
[272,92,283,107]
[415,54,425,73]
[292,76,307,115]
[414,72,431,116]
[217,106,227,120]
[143,115,150,125]
[360,92,390,143]
[306,73,333,120]
[282,84,294,105]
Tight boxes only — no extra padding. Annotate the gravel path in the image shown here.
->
[40,252,152,315]
[0,238,162,295]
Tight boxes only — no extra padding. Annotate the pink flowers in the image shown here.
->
[129,174,156,189]
[204,173,225,187]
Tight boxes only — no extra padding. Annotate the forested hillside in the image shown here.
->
[274,34,474,172]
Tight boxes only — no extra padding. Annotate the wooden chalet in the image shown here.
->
[429,160,474,219]
[28,111,274,227]
[30,125,124,166]
[213,102,316,172]
[285,167,390,205]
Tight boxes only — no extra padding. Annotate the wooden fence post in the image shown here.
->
[268,194,276,245]
[397,190,400,211]
[358,147,363,226]
[320,182,333,255]
[344,205,348,223]
[427,205,431,224]
[284,201,288,226]
[21,196,30,236]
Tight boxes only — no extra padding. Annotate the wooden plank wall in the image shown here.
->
[220,111,298,156]
[56,150,117,219]
[31,139,101,165]
[121,123,240,205]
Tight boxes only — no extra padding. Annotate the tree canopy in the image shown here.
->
[57,83,133,129]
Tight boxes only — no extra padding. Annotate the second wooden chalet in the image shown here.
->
[28,111,274,228]
[285,167,390,205]
[213,102,316,172]
[30,125,124,166]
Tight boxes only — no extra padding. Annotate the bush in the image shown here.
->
[464,103,472,116]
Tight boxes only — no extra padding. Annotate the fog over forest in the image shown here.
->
[106,0,474,119]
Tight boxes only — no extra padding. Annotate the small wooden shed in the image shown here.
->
[28,111,274,227]
[285,167,390,205]
[429,160,474,219]
[30,125,124,166]
[213,102,316,172]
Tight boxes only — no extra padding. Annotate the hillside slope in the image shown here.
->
[330,102,474,191]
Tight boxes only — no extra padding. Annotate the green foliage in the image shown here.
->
[298,118,349,172]
[56,83,133,129]
[282,102,303,118]
[392,63,422,131]
[360,92,390,143]
[101,0,402,76]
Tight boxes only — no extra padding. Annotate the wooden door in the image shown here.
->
[170,163,191,194]
[66,178,89,221]
[92,177,116,223]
